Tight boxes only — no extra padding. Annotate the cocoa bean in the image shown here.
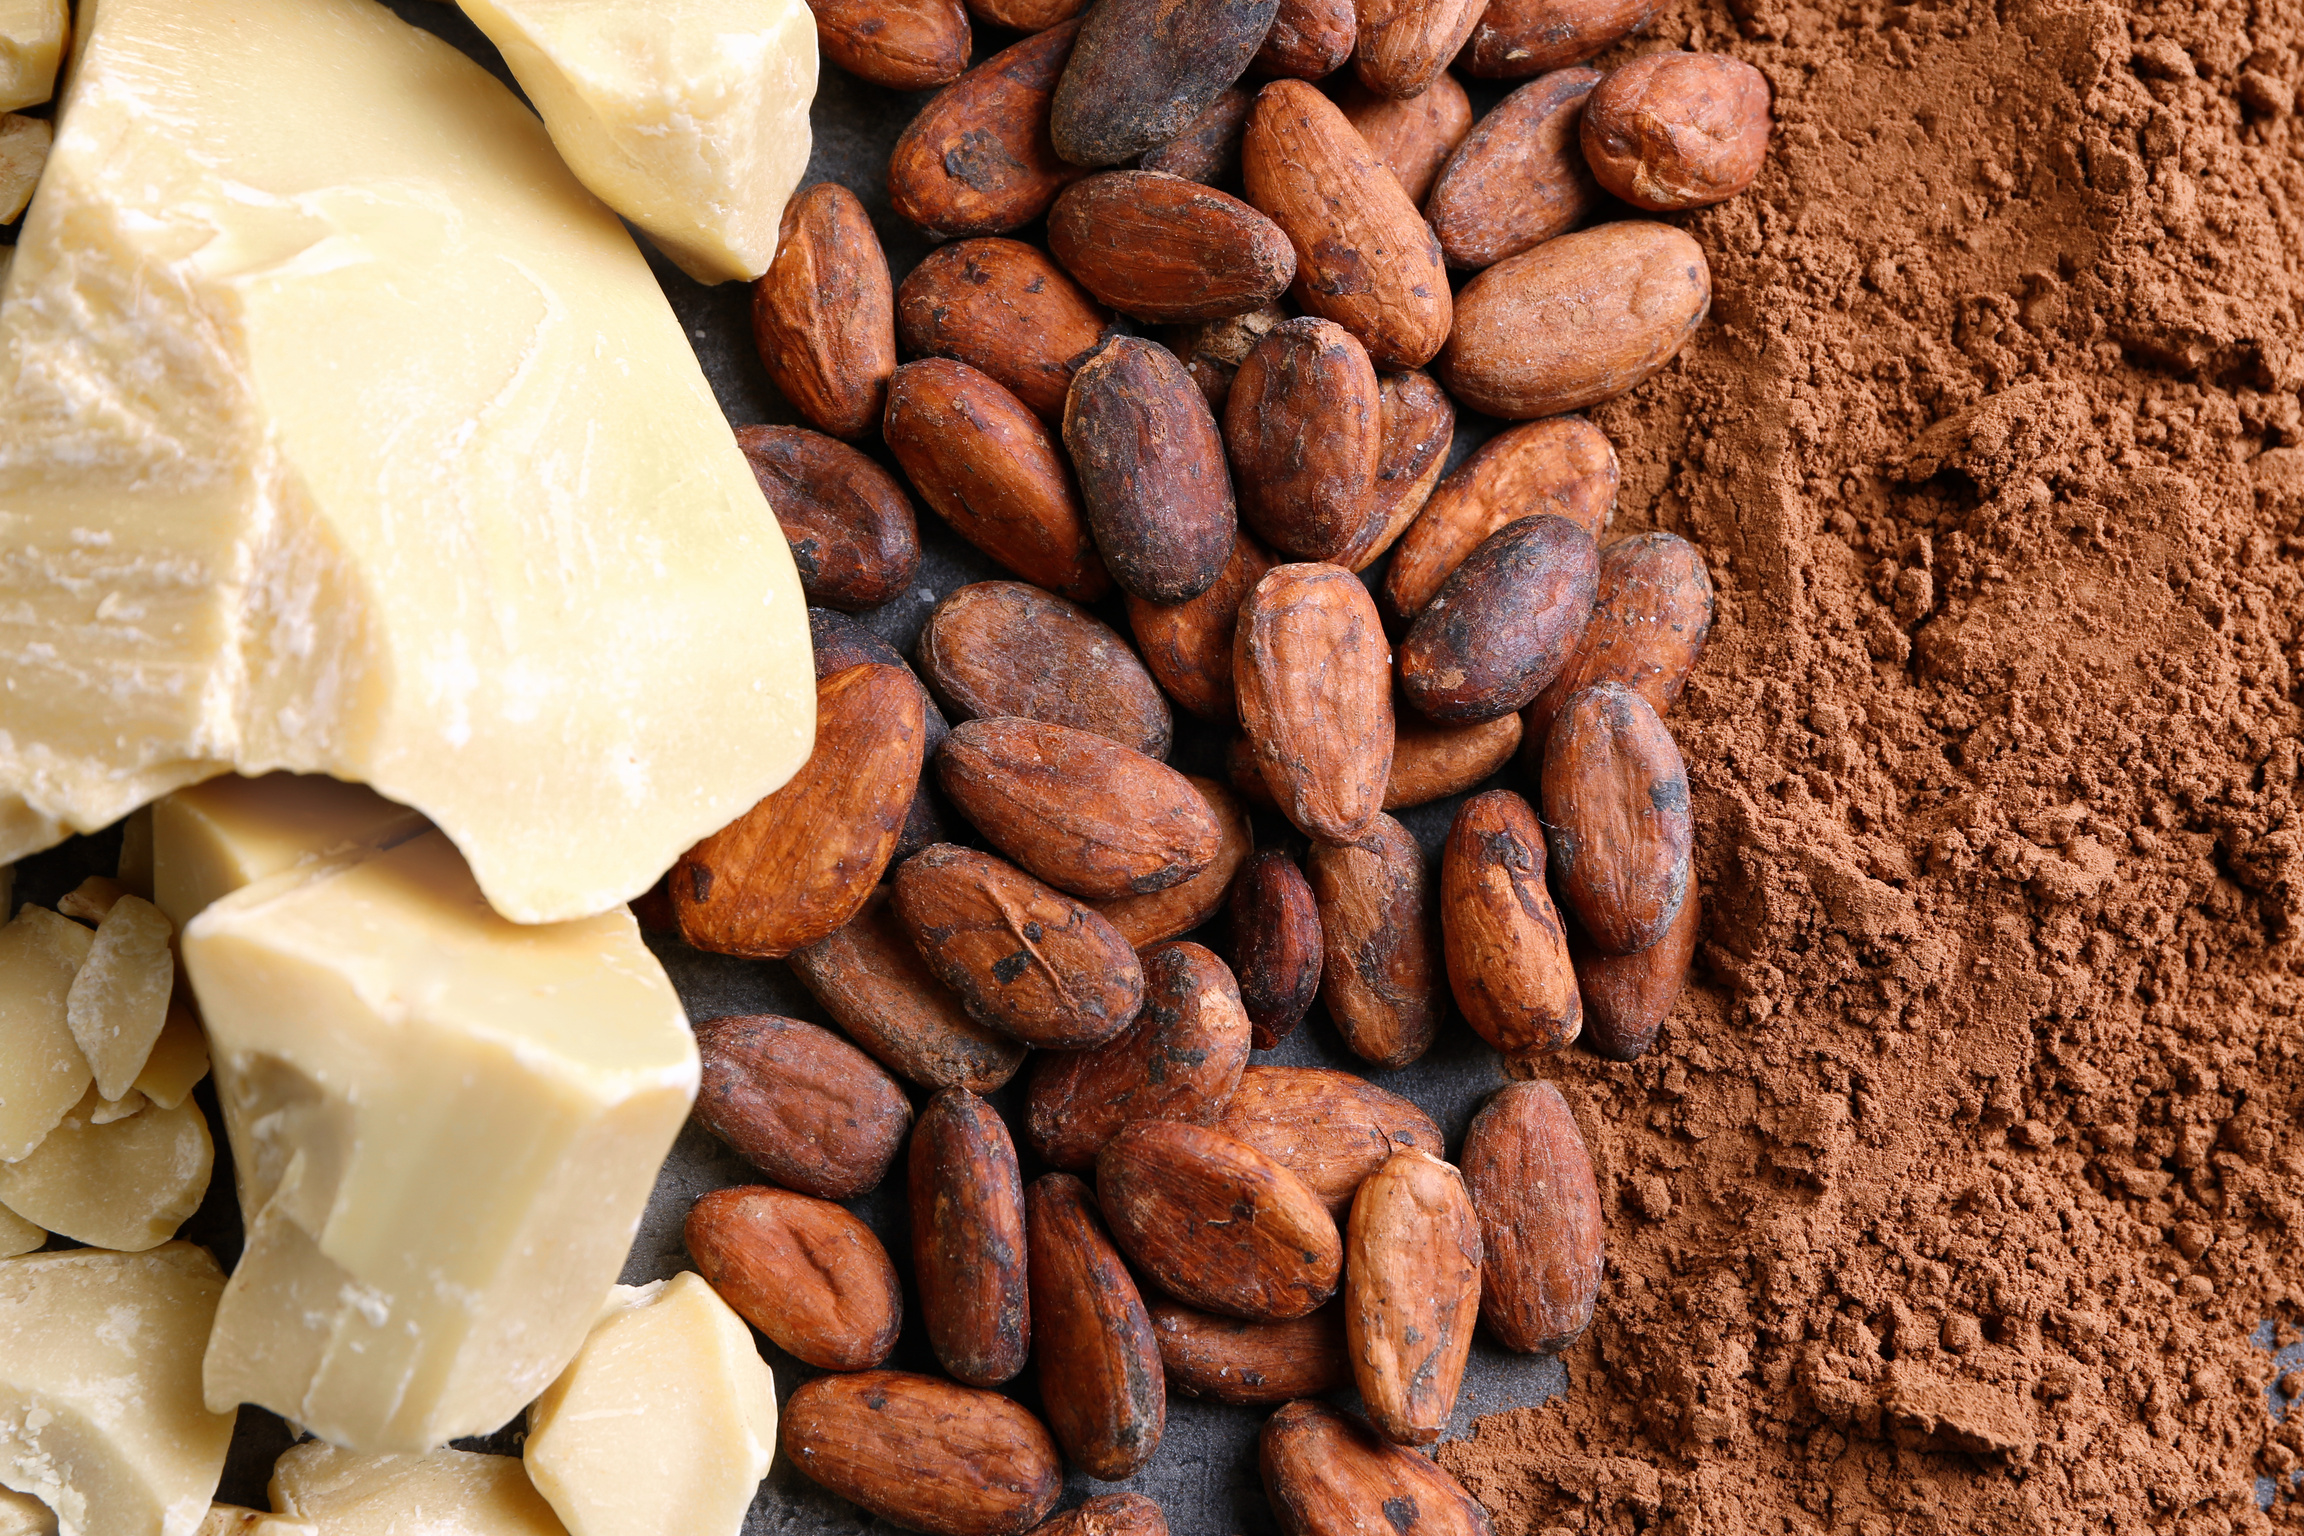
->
[1254,0,1355,79]
[1093,776,1253,948]
[1440,788,1580,1058]
[1234,563,1395,845]
[889,23,1088,238]
[738,426,920,613]
[806,0,971,90]
[1344,1149,1481,1444]
[1520,528,1714,758]
[752,183,897,440]
[1305,814,1444,1069]
[1148,1298,1352,1403]
[692,1014,913,1199]
[1460,1079,1603,1353]
[1352,0,1487,99]
[1382,415,1618,620]
[1352,370,1455,573]
[1125,531,1277,722]
[1026,1173,1166,1480]
[1398,514,1599,724]
[1063,337,1238,603]
[1338,73,1473,206]
[1049,0,1284,166]
[1540,682,1691,954]
[1225,733,1278,811]
[782,1371,1062,1536]
[1217,1064,1445,1217]
[1225,319,1385,565]
[1572,881,1697,1060]
[808,610,952,861]
[1163,303,1287,412]
[968,0,1086,31]
[1140,87,1254,184]
[1026,1494,1168,1536]
[919,581,1173,757]
[1458,0,1653,76]
[1580,50,1772,211]
[686,1186,902,1372]
[896,239,1119,422]
[1387,710,1522,810]
[1259,1400,1494,1536]
[912,1086,1033,1386]
[1050,176,1296,324]
[1426,67,1604,270]
[1226,851,1323,1050]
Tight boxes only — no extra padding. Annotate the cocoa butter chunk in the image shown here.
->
[272,1445,564,1536]
[1441,789,1581,1059]
[1459,0,1653,75]
[1580,50,1774,211]
[911,1088,1032,1387]
[1521,529,1715,757]
[1437,221,1712,420]
[1260,1400,1494,1536]
[1305,815,1446,1070]
[781,1372,1063,1536]
[752,182,897,441]
[1426,67,1605,271]
[1026,1174,1166,1481]
[0,1087,212,1253]
[736,426,920,612]
[920,582,1174,758]
[1460,1079,1604,1354]
[894,844,1147,1049]
[1148,1298,1352,1403]
[887,23,1087,238]
[1398,515,1601,725]
[1344,1150,1482,1446]
[1049,0,1283,166]
[1234,564,1396,846]
[687,1186,904,1372]
[692,1014,913,1200]
[1573,883,1699,1060]
[1383,414,1619,620]
[1062,336,1239,603]
[1540,682,1693,955]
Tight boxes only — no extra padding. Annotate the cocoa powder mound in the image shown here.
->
[1434,0,2304,1529]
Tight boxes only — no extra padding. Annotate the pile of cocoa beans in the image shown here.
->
[653,4,1770,1531]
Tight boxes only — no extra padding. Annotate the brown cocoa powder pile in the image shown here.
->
[1432,0,2304,1528]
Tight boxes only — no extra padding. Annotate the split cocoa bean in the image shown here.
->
[919,581,1172,758]
[1338,74,1474,206]
[738,426,920,613]
[1093,776,1253,947]
[1573,882,1698,1060]
[1382,414,1618,620]
[1461,1079,1604,1354]
[1541,682,1692,955]
[1096,1120,1342,1320]
[1352,0,1488,100]
[753,183,897,441]
[1305,814,1445,1069]
[1027,1173,1167,1480]
[1521,528,1715,755]
[1458,0,1653,76]
[1126,531,1276,722]
[1387,710,1522,810]
[1049,0,1283,166]
[805,0,971,90]
[1140,87,1253,184]
[1426,67,1604,270]
[1217,1064,1445,1218]
[1353,370,1456,574]
[1260,1400,1495,1536]
[1398,514,1600,724]
[673,662,925,958]
[1026,941,1251,1170]
[686,1186,902,1372]
[1062,336,1238,603]
[1234,563,1395,846]
[1581,50,1773,211]
[894,844,1147,1048]
[1224,319,1385,564]
[896,239,1119,422]
[888,23,1088,238]
[911,1087,1033,1387]
[692,1014,913,1200]
[1440,788,1580,1058]
[1227,851,1323,1050]
[1345,1149,1482,1445]
[781,1371,1062,1536]
[1049,176,1296,324]
[1148,1298,1352,1403]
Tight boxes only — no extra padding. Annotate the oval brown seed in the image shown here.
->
[790,888,1029,1093]
[1387,710,1522,810]
[686,1186,902,1372]
[1338,73,1473,206]
[1026,1173,1167,1480]
[1254,0,1355,79]
[1093,775,1252,948]
[1458,0,1653,76]
[968,0,1087,32]
[1027,1494,1169,1536]
[912,1087,1032,1387]
[1426,67,1604,270]
[1140,87,1254,184]
[919,582,1172,757]
[1541,682,1691,954]
[674,663,926,958]
[1461,1079,1603,1354]
[1304,813,1443,1069]
[1217,1064,1443,1217]
[738,426,920,613]
[1440,788,1579,1059]
[1382,414,1619,620]
[1242,79,1452,370]
[1345,1150,1481,1445]
[1026,941,1252,1170]
[808,612,953,862]
[1399,514,1600,724]
[752,183,897,441]
[1050,176,1295,326]
[1227,851,1323,1050]
[1520,528,1715,758]
[1351,370,1455,573]
[894,844,1147,1048]
[888,23,1089,239]
[1063,337,1238,603]
[782,1371,1062,1536]
[1225,732,1278,811]
[1163,303,1287,412]
[1126,531,1277,722]
[1437,220,1711,420]
[897,239,1119,422]
[692,1014,913,1199]
[885,360,1111,604]
[806,0,971,91]
[1095,1120,1341,1320]
[1573,880,1696,1060]
[1234,563,1395,845]
[1148,1298,1352,1404]
[1352,0,1486,99]
[1049,0,1284,167]
[937,718,1223,900]
[1224,319,1385,564]
[1580,50,1772,211]
[1260,1400,1495,1536]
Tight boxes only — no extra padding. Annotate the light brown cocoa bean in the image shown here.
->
[1242,79,1451,369]
[1580,50,1772,211]
[1440,788,1579,1058]
[1437,220,1711,420]
[1460,1079,1603,1353]
[1458,0,1653,76]
[1227,851,1323,1050]
[1126,531,1277,722]
[1386,710,1522,809]
[806,0,971,90]
[1063,337,1238,604]
[919,582,1172,757]
[1260,1400,1495,1536]
[894,844,1147,1047]
[807,612,952,862]
[1148,1298,1352,1404]
[1225,732,1278,810]
[738,426,920,613]
[884,360,1111,604]
[692,1014,913,1199]
[1398,514,1599,724]
[1572,881,1696,1060]
[1520,529,1716,755]
[1540,682,1691,954]
[1163,303,1288,412]
[1095,1120,1341,1320]
[1224,318,1385,564]
[782,1371,1062,1536]
[1093,776,1253,948]
[967,0,1086,32]
[889,23,1088,238]
[1049,0,1284,166]
[1352,0,1488,99]
[752,183,897,441]
[1305,814,1443,1069]
[1254,0,1355,79]
[1026,1493,1168,1536]
[1338,73,1474,206]
[1234,564,1395,845]
[912,1087,1032,1387]
[1049,176,1296,324]
[1217,1064,1444,1217]
[1140,87,1253,184]
[1426,67,1603,270]
[1026,941,1251,1169]
[674,663,925,958]
[686,1186,901,1372]
[1350,370,1455,573]
[897,239,1119,422]
[1382,414,1618,619]
[1344,1149,1481,1445]
[1026,1173,1166,1480]
[790,888,1029,1093]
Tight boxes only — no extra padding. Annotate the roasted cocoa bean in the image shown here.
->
[1352,0,1487,99]
[1344,1150,1482,1445]
[1460,1079,1603,1353]
[692,1014,914,1199]
[1062,337,1237,603]
[913,1086,1033,1386]
[1440,788,1580,1058]
[919,581,1173,757]
[1540,681,1692,954]
[1148,1298,1352,1403]
[1255,0,1355,78]
[739,426,920,612]
[1234,563,1395,845]
[1382,415,1618,619]
[1140,87,1254,184]
[1572,881,1697,1060]
[1398,514,1599,724]
[1338,73,1473,206]
[753,183,897,441]
[1049,176,1295,325]
[1305,814,1444,1069]
[896,239,1119,422]
[888,23,1088,238]
[1426,67,1604,270]
[781,1371,1062,1536]
[1224,318,1385,564]
[1227,851,1324,1050]
[1126,531,1277,722]
[1387,710,1522,809]
[1026,1494,1169,1536]
[1049,0,1284,166]
[1094,776,1253,948]
[1520,529,1714,758]
[1163,303,1287,412]
[1260,1400,1494,1536]
[1580,50,1772,211]
[806,0,971,90]
[1352,370,1455,572]
[687,1185,902,1372]
[1027,1173,1167,1480]
[1458,0,1653,76]
[1217,1064,1445,1217]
